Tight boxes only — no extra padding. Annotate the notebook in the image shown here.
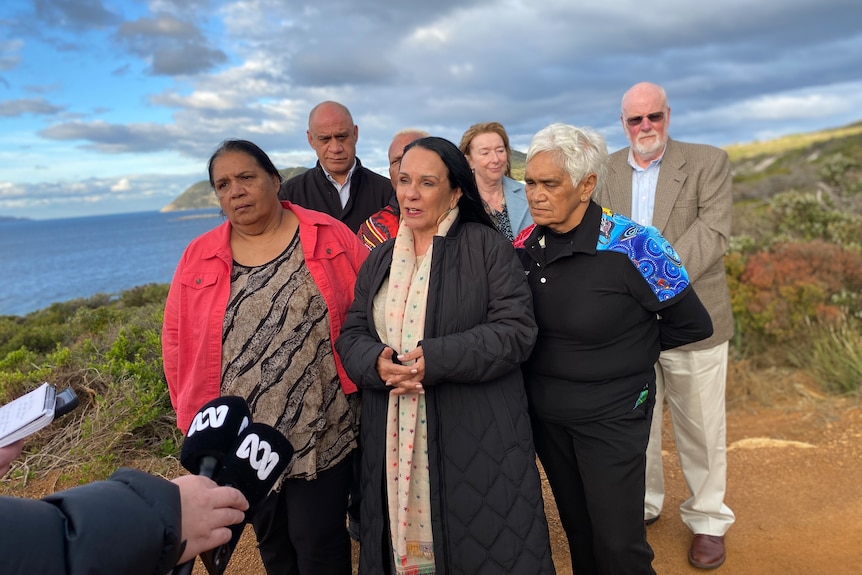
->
[0,383,56,448]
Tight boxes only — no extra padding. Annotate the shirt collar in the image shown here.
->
[626,145,666,172]
[533,200,603,259]
[321,158,358,187]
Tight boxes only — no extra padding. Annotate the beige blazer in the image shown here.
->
[595,139,733,350]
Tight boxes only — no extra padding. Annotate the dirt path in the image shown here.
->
[210,395,862,574]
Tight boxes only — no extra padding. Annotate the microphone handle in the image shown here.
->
[201,480,251,575]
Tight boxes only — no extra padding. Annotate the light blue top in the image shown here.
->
[503,175,533,237]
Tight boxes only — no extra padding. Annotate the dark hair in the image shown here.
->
[207,139,283,188]
[403,137,495,229]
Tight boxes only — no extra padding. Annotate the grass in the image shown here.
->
[725,122,862,163]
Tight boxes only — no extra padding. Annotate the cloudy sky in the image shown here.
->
[1,0,860,220]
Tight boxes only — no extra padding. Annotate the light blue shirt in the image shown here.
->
[323,159,358,208]
[627,148,664,227]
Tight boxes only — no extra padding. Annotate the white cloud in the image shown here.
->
[110,177,131,192]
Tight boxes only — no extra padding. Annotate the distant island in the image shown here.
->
[161,167,309,212]
[0,215,31,223]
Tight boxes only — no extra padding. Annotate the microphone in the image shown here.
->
[180,396,251,480]
[172,396,251,575]
[200,422,294,575]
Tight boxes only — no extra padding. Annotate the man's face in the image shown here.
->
[621,86,670,165]
[307,106,358,178]
[388,133,421,186]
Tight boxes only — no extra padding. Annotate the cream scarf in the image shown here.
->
[384,207,458,575]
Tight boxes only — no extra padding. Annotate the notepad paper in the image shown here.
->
[0,383,56,448]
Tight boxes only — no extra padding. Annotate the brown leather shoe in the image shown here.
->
[644,515,660,526]
[688,534,726,569]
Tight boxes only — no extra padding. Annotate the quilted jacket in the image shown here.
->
[1,469,183,574]
[336,217,556,574]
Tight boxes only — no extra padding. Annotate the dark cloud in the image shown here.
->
[0,98,64,117]
[149,44,228,76]
[290,53,394,87]
[115,14,227,76]
[33,0,120,29]
[38,121,179,153]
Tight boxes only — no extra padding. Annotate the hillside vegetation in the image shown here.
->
[2,122,861,490]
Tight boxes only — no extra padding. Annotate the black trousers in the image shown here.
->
[251,453,354,575]
[532,405,656,575]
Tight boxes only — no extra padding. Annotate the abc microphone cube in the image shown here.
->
[179,396,251,479]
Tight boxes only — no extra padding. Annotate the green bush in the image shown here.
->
[770,190,862,246]
[0,284,179,483]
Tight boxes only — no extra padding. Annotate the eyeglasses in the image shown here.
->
[625,112,665,127]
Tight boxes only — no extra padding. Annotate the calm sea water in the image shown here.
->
[0,209,224,316]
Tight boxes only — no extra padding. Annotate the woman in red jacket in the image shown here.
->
[162,139,368,575]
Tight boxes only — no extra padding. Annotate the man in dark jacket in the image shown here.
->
[1,440,248,575]
[278,101,394,232]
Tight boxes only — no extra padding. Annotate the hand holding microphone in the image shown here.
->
[200,422,294,574]
[172,396,252,575]
[172,397,294,575]
[172,474,249,564]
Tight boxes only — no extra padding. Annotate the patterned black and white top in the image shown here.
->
[221,231,358,485]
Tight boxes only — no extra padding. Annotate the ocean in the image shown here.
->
[0,209,224,317]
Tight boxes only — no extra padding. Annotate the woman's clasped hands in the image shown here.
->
[376,346,425,395]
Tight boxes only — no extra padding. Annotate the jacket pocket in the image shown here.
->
[179,272,219,289]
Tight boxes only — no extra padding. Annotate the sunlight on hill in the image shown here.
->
[725,121,862,162]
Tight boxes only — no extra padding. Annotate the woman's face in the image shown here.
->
[466,132,507,183]
[211,151,281,226]
[396,147,462,237]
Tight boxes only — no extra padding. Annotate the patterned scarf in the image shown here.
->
[384,207,458,575]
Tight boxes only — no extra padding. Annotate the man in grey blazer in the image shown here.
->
[594,82,735,570]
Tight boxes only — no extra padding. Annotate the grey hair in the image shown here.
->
[393,128,430,140]
[526,123,608,186]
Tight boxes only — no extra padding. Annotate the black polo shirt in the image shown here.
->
[518,201,711,421]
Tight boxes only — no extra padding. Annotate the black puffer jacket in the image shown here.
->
[1,468,183,575]
[336,218,556,574]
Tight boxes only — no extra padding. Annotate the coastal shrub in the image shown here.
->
[819,152,859,190]
[119,283,170,308]
[769,189,862,246]
[729,240,862,361]
[792,319,862,394]
[0,285,179,483]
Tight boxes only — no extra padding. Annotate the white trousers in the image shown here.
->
[645,341,735,536]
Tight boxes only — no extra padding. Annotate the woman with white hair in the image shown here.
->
[515,123,713,575]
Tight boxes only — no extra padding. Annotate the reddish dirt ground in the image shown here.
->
[201,393,862,575]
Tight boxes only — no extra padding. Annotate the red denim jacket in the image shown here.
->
[162,202,368,432]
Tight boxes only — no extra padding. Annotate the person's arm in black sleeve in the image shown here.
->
[0,468,182,575]
[657,286,714,350]
[0,468,247,575]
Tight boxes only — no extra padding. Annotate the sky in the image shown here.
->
[1,0,861,220]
